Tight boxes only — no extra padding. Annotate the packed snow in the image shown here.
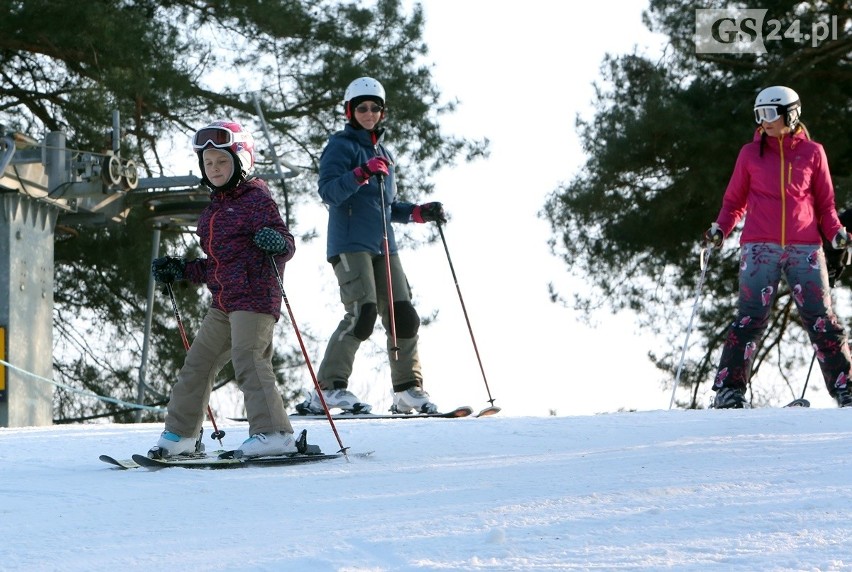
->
[2,407,852,571]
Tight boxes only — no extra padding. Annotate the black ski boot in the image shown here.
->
[712,387,747,409]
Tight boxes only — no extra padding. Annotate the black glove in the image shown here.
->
[412,202,447,224]
[254,227,289,255]
[831,228,850,250]
[703,223,723,248]
[826,250,846,288]
[151,256,185,284]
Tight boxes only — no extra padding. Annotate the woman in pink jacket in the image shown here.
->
[704,86,852,409]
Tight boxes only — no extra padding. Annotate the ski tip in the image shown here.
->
[448,406,474,417]
[785,398,811,408]
[99,454,139,469]
[476,406,501,417]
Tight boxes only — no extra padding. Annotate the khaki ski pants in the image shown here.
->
[317,252,422,391]
[165,308,293,438]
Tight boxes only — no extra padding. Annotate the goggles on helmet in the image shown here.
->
[754,106,782,124]
[192,126,250,150]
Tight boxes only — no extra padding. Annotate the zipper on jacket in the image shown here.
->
[207,210,225,309]
[779,138,786,247]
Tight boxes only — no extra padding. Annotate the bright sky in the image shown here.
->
[262,0,676,417]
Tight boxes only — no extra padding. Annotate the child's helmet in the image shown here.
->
[192,120,255,176]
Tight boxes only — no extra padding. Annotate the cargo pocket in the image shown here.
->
[336,267,366,306]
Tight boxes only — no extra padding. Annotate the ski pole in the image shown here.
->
[437,223,499,415]
[669,247,713,410]
[793,272,844,406]
[375,170,399,361]
[796,351,816,405]
[165,282,225,445]
[268,255,349,459]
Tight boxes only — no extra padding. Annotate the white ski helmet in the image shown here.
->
[754,86,801,129]
[343,77,386,118]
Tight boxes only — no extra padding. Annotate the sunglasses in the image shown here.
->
[754,106,782,124]
[192,126,249,150]
[354,104,384,114]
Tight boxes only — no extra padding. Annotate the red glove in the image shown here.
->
[412,202,447,224]
[353,156,390,185]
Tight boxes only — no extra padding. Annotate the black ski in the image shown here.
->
[229,405,479,422]
[100,429,349,470]
[129,450,372,470]
[100,450,219,470]
[292,405,475,420]
[784,398,811,408]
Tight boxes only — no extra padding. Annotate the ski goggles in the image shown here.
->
[754,106,782,124]
[191,126,249,150]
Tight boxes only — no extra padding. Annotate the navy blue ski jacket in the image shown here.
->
[317,124,415,260]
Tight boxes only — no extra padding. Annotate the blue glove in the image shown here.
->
[151,256,185,283]
[254,227,289,254]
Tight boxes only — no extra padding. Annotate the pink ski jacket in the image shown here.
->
[715,128,843,246]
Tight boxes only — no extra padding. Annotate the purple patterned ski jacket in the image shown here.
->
[183,178,295,322]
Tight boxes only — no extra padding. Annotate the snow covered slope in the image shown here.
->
[2,408,851,570]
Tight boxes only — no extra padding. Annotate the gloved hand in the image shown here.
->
[831,227,850,250]
[254,227,289,255]
[151,256,186,284]
[703,222,723,248]
[353,156,390,185]
[825,246,848,288]
[412,202,447,224]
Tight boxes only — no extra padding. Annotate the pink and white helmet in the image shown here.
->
[191,120,255,176]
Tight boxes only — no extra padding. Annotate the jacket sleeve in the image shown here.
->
[318,137,363,207]
[250,186,296,264]
[383,151,415,223]
[391,200,416,223]
[812,143,843,241]
[715,146,751,237]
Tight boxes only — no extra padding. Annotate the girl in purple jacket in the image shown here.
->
[704,86,852,409]
[149,120,298,457]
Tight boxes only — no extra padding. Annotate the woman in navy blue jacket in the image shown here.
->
[297,77,446,415]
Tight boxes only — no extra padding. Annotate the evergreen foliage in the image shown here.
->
[0,0,486,421]
[543,0,852,408]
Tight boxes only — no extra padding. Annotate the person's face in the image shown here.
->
[761,116,790,138]
[353,101,384,130]
[202,148,234,186]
